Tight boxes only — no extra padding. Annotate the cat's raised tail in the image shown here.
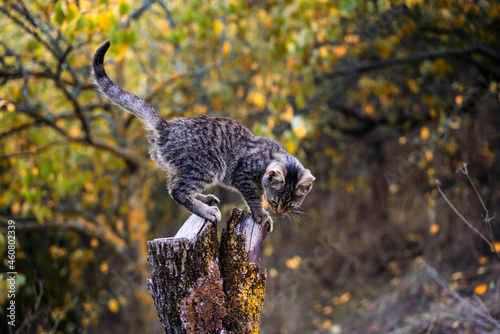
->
[91,41,166,134]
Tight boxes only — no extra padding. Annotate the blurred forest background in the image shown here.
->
[1,0,500,333]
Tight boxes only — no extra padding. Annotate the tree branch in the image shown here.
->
[145,54,236,103]
[2,218,130,261]
[315,47,483,83]
[0,121,36,139]
[15,103,69,137]
[0,140,66,160]
[0,5,58,56]
[121,0,154,29]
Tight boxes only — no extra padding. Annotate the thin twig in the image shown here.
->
[456,164,499,258]
[420,259,500,330]
[157,0,176,29]
[121,0,154,29]
[145,53,236,103]
[435,179,496,254]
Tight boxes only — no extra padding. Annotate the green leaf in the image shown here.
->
[26,41,41,52]
[119,29,138,44]
[66,4,79,22]
[119,1,131,15]
[54,2,66,25]
[220,85,234,105]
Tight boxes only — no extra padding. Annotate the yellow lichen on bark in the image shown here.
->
[220,209,267,334]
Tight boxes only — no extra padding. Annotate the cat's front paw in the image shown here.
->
[252,211,273,232]
[203,206,222,222]
[195,193,220,206]
[205,194,220,207]
[267,218,273,233]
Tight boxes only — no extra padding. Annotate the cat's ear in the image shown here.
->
[266,162,286,189]
[297,169,315,195]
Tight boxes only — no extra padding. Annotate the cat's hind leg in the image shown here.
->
[169,185,221,222]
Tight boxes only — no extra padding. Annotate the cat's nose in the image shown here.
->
[275,206,285,215]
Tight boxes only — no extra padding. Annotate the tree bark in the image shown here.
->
[147,208,268,334]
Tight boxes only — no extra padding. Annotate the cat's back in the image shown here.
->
[165,115,253,145]
[156,114,259,160]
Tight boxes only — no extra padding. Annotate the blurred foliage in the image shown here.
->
[0,0,499,333]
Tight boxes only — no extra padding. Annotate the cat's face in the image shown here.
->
[262,162,315,216]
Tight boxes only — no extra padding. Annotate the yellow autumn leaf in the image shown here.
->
[408,79,420,93]
[332,45,347,58]
[221,41,232,58]
[294,123,307,139]
[100,262,109,274]
[258,9,271,27]
[405,0,423,9]
[492,241,500,253]
[420,127,430,140]
[90,238,99,248]
[455,95,463,105]
[97,11,114,31]
[474,283,488,295]
[332,292,351,305]
[67,3,80,21]
[427,168,435,178]
[116,219,124,233]
[115,43,130,60]
[319,46,329,58]
[343,34,358,44]
[108,298,119,313]
[425,150,433,162]
[431,58,450,73]
[364,104,375,117]
[329,7,339,16]
[285,256,302,270]
[84,181,94,191]
[282,104,294,122]
[79,0,93,11]
[11,202,21,214]
[214,20,224,35]
[248,91,266,108]
[430,224,439,235]
[6,102,15,112]
[83,302,92,311]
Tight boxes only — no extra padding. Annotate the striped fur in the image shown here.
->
[91,42,315,231]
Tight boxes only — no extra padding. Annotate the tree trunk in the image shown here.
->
[147,208,268,334]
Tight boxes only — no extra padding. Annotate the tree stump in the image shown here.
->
[147,208,268,333]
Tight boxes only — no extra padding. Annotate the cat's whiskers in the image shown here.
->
[293,206,309,216]
[288,209,307,225]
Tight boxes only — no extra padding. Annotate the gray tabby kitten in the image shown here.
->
[91,41,315,232]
